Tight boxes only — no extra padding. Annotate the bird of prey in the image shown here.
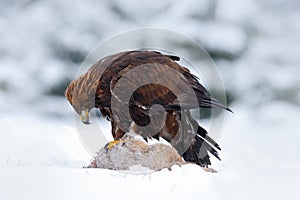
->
[65,50,231,167]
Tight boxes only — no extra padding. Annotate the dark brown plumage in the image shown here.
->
[65,50,230,167]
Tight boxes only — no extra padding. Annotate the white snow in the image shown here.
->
[0,165,220,200]
[1,101,299,200]
[0,115,219,200]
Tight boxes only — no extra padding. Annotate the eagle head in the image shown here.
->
[65,77,97,125]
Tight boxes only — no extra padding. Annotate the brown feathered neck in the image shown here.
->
[65,65,101,114]
[65,51,131,114]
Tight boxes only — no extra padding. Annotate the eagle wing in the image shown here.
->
[105,51,228,111]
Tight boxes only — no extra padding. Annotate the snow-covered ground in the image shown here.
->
[1,0,300,199]
[1,102,299,200]
[0,164,219,200]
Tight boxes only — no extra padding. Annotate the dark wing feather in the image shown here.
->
[108,51,229,112]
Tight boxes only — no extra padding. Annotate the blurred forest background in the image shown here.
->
[0,0,299,199]
[0,0,299,117]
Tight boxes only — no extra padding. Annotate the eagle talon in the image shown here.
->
[104,140,125,151]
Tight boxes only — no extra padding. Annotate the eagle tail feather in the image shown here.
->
[181,111,221,167]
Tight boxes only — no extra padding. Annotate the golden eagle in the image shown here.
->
[65,51,231,167]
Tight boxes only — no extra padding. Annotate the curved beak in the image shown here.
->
[80,109,91,125]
